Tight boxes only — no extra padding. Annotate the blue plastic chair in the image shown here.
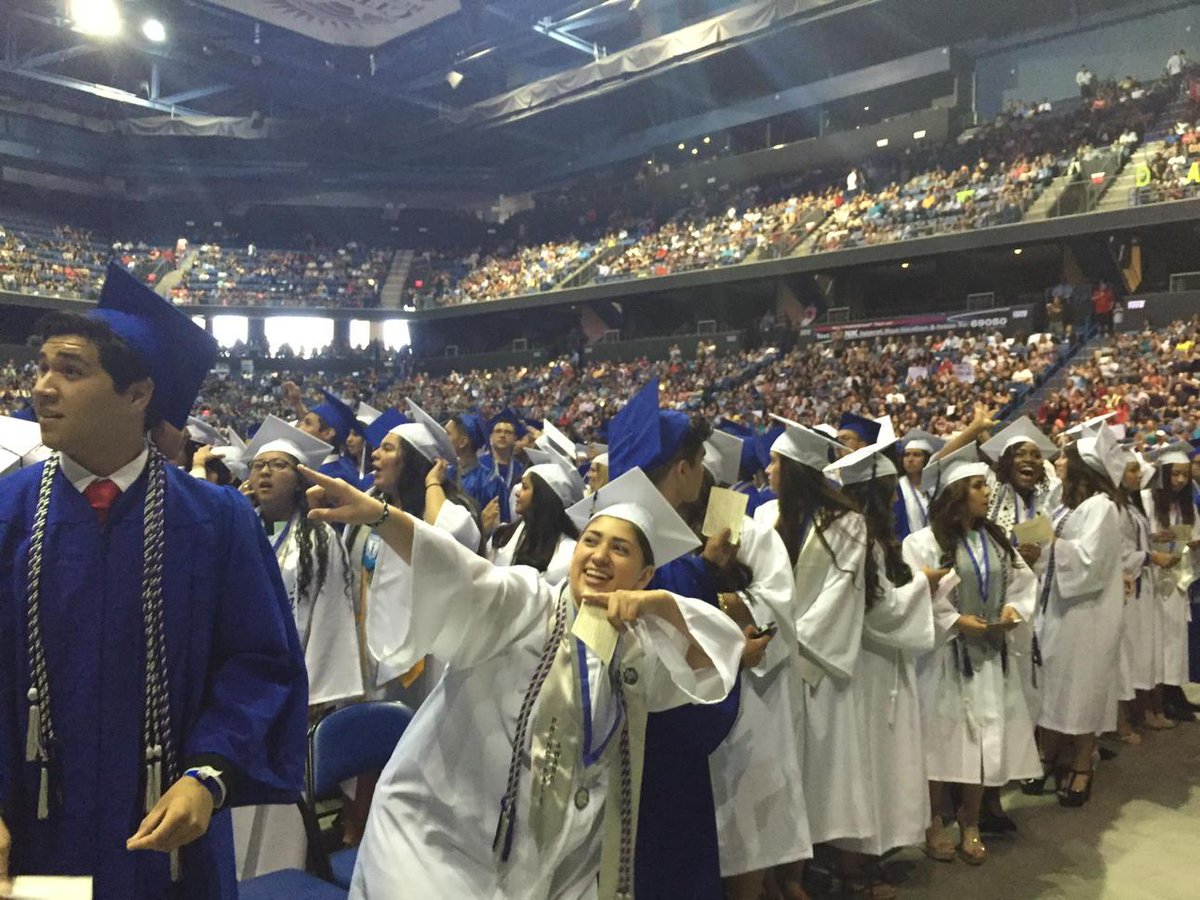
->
[238,868,347,900]
[305,701,415,888]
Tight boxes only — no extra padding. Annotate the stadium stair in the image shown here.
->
[1022,170,1084,222]
[1092,140,1167,214]
[1002,330,1100,423]
[378,249,412,309]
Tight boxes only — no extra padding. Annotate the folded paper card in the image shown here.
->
[701,487,749,545]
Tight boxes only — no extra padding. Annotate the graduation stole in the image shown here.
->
[951,528,1011,678]
[25,449,181,879]
[493,586,643,899]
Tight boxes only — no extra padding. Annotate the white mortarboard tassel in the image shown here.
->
[979,416,1058,462]
[566,468,699,569]
[1075,423,1127,487]
[769,414,845,471]
[825,442,897,485]
[703,429,744,486]
[245,415,334,470]
[390,398,457,463]
[921,442,991,498]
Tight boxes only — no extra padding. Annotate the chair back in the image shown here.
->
[306,701,414,801]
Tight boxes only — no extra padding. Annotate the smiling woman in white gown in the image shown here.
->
[487,461,584,586]
[301,464,745,900]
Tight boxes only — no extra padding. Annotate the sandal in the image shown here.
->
[1146,712,1177,730]
[923,822,956,862]
[842,875,897,899]
[1116,730,1143,745]
[957,823,989,866]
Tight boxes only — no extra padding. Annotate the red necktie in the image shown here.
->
[83,478,121,525]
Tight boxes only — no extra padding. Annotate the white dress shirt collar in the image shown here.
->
[59,443,151,494]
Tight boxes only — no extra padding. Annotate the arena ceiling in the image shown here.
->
[0,0,1180,198]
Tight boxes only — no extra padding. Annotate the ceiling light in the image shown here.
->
[703,136,711,144]
[772,143,787,150]
[691,148,698,155]
[446,70,464,89]
[142,18,167,43]
[913,129,927,139]
[901,262,910,269]
[863,105,870,111]
[678,142,686,150]
[70,0,122,37]
[1013,248,1023,255]
[876,138,889,148]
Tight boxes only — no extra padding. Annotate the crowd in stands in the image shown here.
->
[1037,318,1200,445]
[170,242,390,308]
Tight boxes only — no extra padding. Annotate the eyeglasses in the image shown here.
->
[250,459,297,474]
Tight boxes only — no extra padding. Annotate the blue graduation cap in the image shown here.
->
[458,412,488,451]
[837,412,882,445]
[608,379,691,479]
[311,390,358,446]
[487,408,528,439]
[364,408,408,449]
[755,424,784,471]
[89,261,218,429]
[718,420,762,477]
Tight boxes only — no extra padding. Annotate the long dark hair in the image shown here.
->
[492,472,580,573]
[393,439,480,525]
[774,455,861,569]
[287,478,351,610]
[928,477,1017,568]
[1152,461,1194,528]
[680,468,754,592]
[842,474,913,609]
[1063,444,1124,511]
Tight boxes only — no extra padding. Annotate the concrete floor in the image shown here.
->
[884,709,1200,899]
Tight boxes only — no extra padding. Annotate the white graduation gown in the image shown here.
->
[792,512,873,845]
[710,516,812,875]
[1036,496,1124,735]
[1119,504,1153,698]
[350,519,745,900]
[1142,490,1198,687]
[903,528,1041,786]
[235,513,363,879]
[488,521,577,586]
[832,544,935,857]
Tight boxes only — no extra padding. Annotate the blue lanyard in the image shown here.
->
[575,638,622,767]
[270,517,293,554]
[961,529,991,607]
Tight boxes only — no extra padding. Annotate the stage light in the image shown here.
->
[703,136,711,144]
[772,144,787,150]
[678,143,686,150]
[863,105,870,111]
[446,70,464,89]
[71,0,122,37]
[901,262,910,269]
[1013,248,1023,255]
[691,148,698,155]
[142,18,167,43]
[876,138,889,148]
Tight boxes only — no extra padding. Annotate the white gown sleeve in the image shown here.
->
[367,518,548,673]
[1005,552,1038,621]
[543,535,576,587]
[305,526,366,706]
[631,593,745,712]
[903,528,961,646]
[435,498,481,550]
[864,543,935,654]
[795,513,868,681]
[1050,497,1120,607]
[735,515,796,676]
[752,499,779,531]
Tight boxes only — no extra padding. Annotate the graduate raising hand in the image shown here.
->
[301,464,388,528]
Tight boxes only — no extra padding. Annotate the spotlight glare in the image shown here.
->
[875,138,889,148]
[71,0,122,37]
[1013,248,1023,255]
[678,143,686,150]
[446,70,464,89]
[913,129,927,139]
[703,136,711,144]
[142,18,167,43]
[901,262,910,269]
[691,148,698,155]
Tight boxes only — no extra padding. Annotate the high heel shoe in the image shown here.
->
[1058,769,1093,808]
[1020,757,1061,796]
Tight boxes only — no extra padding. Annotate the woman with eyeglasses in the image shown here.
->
[233,417,362,879]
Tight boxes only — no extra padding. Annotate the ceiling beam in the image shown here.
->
[0,68,206,116]
[158,83,235,105]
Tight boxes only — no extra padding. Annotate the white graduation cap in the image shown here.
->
[539,420,576,462]
[392,398,457,463]
[566,467,700,569]
[813,423,841,440]
[210,427,249,481]
[1063,411,1117,439]
[526,461,586,507]
[1150,440,1193,469]
[356,402,383,427]
[1076,422,1126,487]
[703,429,743,486]
[593,452,609,468]
[826,442,897,485]
[246,415,332,469]
[769,414,844,471]
[872,415,898,447]
[900,429,945,455]
[921,442,991,498]
[187,416,228,448]
[0,416,49,477]
[1133,452,1156,490]
[980,416,1058,462]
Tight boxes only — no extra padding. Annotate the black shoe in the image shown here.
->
[1165,703,1197,722]
[1098,745,1118,761]
[1020,759,1061,796]
[1058,770,1093,808]
[978,810,1018,834]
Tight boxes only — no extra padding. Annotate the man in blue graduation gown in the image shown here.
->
[477,408,526,522]
[446,412,503,515]
[300,390,361,485]
[608,380,743,900]
[0,263,308,898]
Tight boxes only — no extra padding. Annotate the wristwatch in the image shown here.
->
[184,765,227,809]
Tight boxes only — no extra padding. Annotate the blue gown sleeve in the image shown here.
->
[182,490,308,806]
